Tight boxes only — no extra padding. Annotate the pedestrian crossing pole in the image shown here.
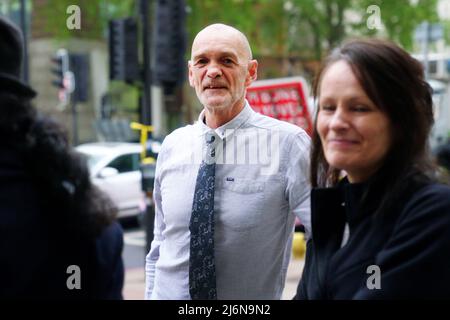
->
[130,121,156,254]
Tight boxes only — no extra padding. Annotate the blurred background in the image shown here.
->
[1,0,449,143]
[1,0,450,299]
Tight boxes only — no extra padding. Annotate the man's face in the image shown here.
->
[188,29,257,112]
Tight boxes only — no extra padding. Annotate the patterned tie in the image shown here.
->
[189,131,217,300]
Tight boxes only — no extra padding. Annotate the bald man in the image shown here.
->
[145,24,311,300]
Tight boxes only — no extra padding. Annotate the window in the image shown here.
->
[428,60,437,74]
[1,0,31,35]
[107,153,140,173]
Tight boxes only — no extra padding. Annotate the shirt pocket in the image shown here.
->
[222,178,265,194]
[219,178,267,231]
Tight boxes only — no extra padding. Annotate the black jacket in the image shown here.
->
[0,146,124,299]
[295,178,450,299]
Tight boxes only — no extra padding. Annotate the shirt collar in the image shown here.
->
[196,100,255,140]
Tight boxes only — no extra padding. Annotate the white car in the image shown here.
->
[76,142,153,219]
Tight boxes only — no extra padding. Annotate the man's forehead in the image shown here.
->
[191,42,241,59]
[191,26,251,60]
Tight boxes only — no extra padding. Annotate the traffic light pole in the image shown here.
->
[139,0,152,127]
[138,0,155,254]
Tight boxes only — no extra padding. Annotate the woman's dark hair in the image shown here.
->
[311,38,436,213]
[0,92,117,237]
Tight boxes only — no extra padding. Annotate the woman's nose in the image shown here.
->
[329,108,350,130]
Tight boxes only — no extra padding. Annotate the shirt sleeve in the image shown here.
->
[353,184,450,299]
[144,143,167,300]
[285,131,312,239]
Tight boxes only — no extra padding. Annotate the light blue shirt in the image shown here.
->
[145,101,311,300]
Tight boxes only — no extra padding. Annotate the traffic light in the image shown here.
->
[51,49,69,89]
[69,53,89,102]
[154,0,187,90]
[51,48,75,105]
[109,17,139,83]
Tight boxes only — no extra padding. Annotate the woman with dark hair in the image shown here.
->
[0,16,124,299]
[295,38,450,299]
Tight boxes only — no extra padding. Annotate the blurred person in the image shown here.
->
[435,141,450,184]
[436,141,450,172]
[0,16,124,299]
[145,23,311,300]
[295,39,450,299]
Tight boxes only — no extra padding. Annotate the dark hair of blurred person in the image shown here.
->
[0,16,124,299]
[296,38,450,299]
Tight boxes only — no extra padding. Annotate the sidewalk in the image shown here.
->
[122,257,305,300]
[123,267,146,300]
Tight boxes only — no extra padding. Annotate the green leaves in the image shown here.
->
[36,0,135,40]
[37,0,444,65]
[185,0,442,58]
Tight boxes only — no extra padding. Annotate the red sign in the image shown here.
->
[246,77,313,136]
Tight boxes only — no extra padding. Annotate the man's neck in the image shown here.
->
[204,101,245,129]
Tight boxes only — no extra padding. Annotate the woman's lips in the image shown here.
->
[327,139,359,148]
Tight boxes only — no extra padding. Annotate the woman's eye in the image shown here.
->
[352,105,370,112]
[320,105,334,111]
[223,58,233,65]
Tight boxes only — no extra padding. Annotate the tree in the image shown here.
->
[290,0,439,59]
[358,0,439,50]
[33,0,135,40]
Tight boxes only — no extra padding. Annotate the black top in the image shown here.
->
[295,177,450,299]
[0,146,124,299]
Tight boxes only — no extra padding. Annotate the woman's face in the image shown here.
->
[317,60,393,183]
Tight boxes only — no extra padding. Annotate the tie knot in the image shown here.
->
[205,132,216,145]
[204,132,217,165]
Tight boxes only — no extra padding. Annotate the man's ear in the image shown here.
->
[245,60,258,87]
[188,61,194,87]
